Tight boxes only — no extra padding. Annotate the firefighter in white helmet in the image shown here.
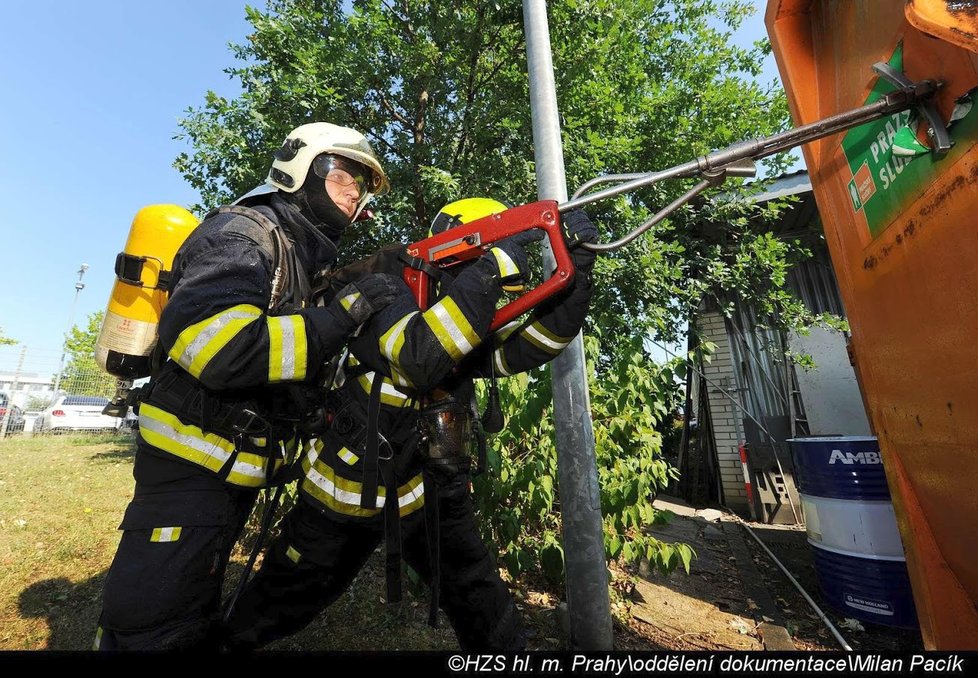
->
[96,122,402,650]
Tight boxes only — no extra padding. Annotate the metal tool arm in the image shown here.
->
[563,73,942,252]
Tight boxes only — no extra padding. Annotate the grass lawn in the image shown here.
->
[0,433,561,651]
[0,433,135,650]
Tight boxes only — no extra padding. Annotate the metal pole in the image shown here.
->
[52,263,88,398]
[523,0,613,650]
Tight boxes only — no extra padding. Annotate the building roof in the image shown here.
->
[748,170,811,203]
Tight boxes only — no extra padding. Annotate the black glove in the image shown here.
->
[332,273,404,326]
[488,229,544,291]
[563,209,599,275]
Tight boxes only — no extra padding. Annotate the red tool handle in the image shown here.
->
[403,200,575,332]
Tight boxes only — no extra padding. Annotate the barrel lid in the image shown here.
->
[788,436,878,443]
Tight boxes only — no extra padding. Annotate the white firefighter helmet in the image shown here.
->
[267,122,390,200]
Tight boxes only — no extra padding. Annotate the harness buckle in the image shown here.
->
[231,407,271,436]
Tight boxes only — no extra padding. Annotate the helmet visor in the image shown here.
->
[312,154,380,200]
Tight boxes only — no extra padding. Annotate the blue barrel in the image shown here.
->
[788,436,918,629]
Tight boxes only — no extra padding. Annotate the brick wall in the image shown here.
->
[697,310,750,516]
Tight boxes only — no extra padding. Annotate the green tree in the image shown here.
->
[176,0,803,362]
[176,0,816,578]
[60,311,115,398]
[0,328,15,346]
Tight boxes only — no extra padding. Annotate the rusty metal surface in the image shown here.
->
[907,0,978,53]
[767,0,978,649]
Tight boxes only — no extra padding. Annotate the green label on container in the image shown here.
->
[840,43,976,238]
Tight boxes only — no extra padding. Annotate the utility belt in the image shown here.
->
[142,368,281,440]
[135,368,300,488]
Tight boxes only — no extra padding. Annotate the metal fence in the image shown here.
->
[0,344,123,438]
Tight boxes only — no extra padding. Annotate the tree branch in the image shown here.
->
[380,93,411,128]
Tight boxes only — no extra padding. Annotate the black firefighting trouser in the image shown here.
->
[96,446,258,650]
[223,473,524,651]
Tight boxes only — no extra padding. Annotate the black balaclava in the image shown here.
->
[282,154,352,240]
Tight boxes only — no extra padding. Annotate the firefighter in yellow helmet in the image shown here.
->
[221,197,600,651]
[96,122,404,650]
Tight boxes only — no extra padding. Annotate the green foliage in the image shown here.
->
[60,311,114,398]
[175,0,809,359]
[473,335,688,584]
[0,327,15,346]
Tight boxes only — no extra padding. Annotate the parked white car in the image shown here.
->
[34,395,122,433]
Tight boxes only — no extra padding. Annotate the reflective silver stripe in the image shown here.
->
[229,458,266,480]
[304,457,423,511]
[494,320,522,344]
[305,462,373,508]
[340,292,360,311]
[174,307,261,375]
[139,409,232,469]
[524,323,571,352]
[381,312,416,363]
[363,372,412,401]
[281,315,296,379]
[493,348,513,377]
[430,301,475,356]
[398,478,425,507]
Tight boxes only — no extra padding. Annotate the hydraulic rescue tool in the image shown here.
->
[402,66,948,326]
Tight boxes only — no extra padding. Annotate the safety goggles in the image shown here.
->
[312,154,379,198]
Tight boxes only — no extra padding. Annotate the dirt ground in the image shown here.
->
[271,494,926,652]
[618,496,925,652]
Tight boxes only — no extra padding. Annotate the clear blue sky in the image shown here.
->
[0,1,256,375]
[0,1,778,376]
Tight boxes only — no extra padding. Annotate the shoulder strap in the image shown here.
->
[212,205,294,312]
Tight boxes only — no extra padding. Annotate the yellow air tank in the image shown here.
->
[96,204,199,379]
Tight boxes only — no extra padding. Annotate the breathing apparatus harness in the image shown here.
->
[317,245,502,627]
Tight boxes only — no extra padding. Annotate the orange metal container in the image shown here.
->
[766,0,978,649]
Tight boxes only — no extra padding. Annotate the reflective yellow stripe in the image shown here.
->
[227,452,282,488]
[340,292,360,312]
[423,297,479,362]
[286,545,302,564]
[390,366,414,388]
[170,304,262,378]
[139,403,278,488]
[379,312,414,363]
[522,321,573,355]
[150,526,183,543]
[302,456,383,518]
[490,247,520,278]
[396,474,426,517]
[338,447,360,465]
[93,626,103,651]
[139,403,234,474]
[300,440,322,475]
[380,312,417,388]
[494,320,522,344]
[356,372,420,409]
[302,455,425,518]
[267,314,308,382]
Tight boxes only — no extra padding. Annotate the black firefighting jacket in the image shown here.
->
[298,252,595,519]
[137,193,362,488]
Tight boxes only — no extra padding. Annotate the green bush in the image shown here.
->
[473,334,692,586]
